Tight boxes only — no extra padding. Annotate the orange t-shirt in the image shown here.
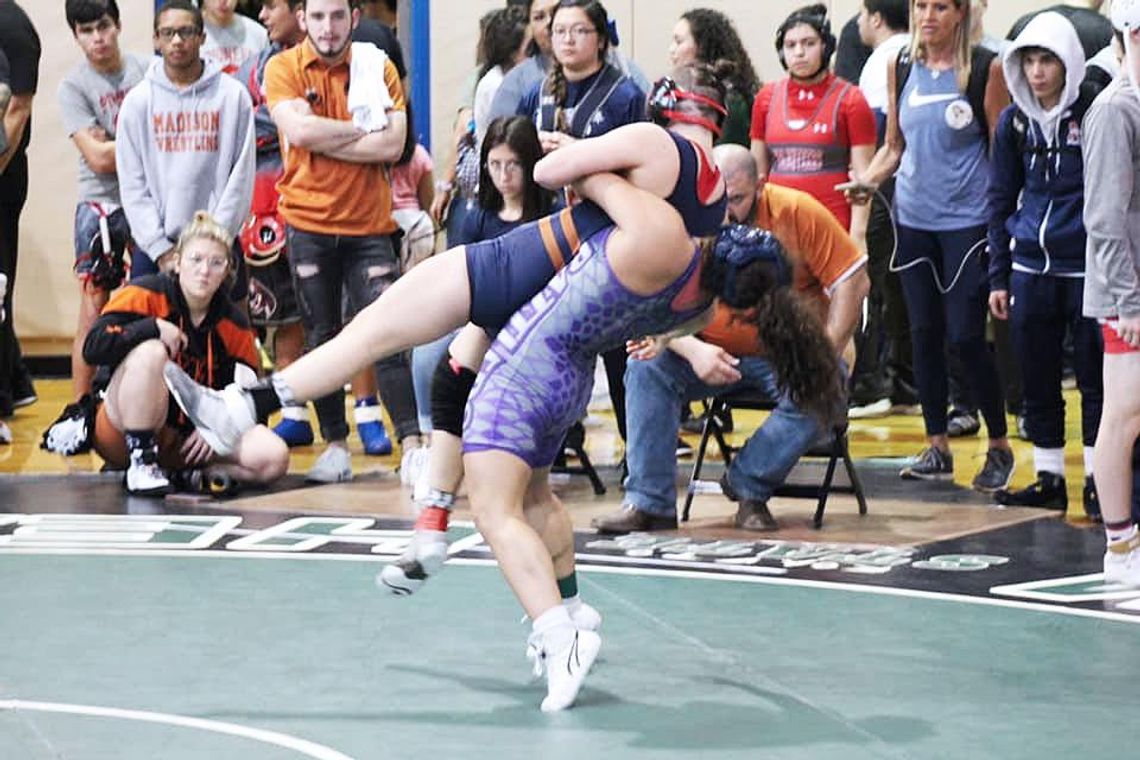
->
[264,40,405,236]
[698,183,865,357]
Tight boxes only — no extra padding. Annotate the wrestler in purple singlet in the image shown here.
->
[462,227,710,466]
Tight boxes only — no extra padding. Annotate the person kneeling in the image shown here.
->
[83,212,288,496]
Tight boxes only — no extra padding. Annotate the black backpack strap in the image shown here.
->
[538,76,557,132]
[894,48,913,108]
[967,45,997,141]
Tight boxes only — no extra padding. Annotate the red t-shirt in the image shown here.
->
[749,73,876,229]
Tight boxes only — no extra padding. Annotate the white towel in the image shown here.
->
[347,42,394,133]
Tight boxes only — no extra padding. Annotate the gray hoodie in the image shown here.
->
[116,57,255,261]
[1082,75,1140,320]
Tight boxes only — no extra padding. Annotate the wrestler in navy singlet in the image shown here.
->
[464,129,725,333]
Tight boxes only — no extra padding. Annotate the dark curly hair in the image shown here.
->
[546,0,610,133]
[680,9,761,97]
[699,244,843,423]
[478,5,530,81]
[477,117,554,222]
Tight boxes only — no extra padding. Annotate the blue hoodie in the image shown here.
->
[987,12,1090,292]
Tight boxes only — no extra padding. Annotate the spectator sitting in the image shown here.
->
[592,145,868,534]
[84,211,287,496]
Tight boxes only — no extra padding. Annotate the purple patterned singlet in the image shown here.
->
[463,227,710,467]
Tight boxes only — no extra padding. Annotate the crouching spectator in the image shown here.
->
[83,212,287,496]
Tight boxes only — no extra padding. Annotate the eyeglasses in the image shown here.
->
[156,26,201,40]
[183,253,229,271]
[487,159,523,175]
[551,25,597,41]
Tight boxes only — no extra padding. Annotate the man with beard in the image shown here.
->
[262,0,422,483]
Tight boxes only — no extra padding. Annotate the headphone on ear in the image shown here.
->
[775,9,837,74]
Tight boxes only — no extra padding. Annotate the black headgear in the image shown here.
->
[647,76,728,137]
[84,217,130,290]
[775,6,836,76]
[712,224,791,307]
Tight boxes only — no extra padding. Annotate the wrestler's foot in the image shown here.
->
[529,627,601,712]
[163,362,256,457]
[376,529,448,595]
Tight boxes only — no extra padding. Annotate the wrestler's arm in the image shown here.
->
[533,122,679,198]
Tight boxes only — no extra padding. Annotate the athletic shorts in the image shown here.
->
[1102,320,1140,355]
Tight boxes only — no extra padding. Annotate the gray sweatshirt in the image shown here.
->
[1083,76,1140,319]
[116,57,255,261]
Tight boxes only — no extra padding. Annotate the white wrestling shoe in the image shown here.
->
[528,628,601,712]
[376,530,448,595]
[526,600,602,678]
[163,362,257,457]
[1104,534,1140,587]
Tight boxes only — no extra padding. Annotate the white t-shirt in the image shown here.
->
[474,65,507,146]
[202,15,268,76]
[859,33,911,113]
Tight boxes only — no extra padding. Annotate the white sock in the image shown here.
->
[1033,447,1065,477]
[562,595,583,616]
[532,605,575,648]
[281,404,309,421]
[1084,446,1095,477]
[1107,524,1138,545]
[354,399,383,425]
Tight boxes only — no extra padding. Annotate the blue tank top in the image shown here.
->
[896,62,990,230]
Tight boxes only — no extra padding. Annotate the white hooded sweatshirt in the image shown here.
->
[1002,11,1087,151]
[116,57,255,262]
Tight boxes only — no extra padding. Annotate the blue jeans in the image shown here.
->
[286,226,420,443]
[411,330,457,433]
[623,350,822,518]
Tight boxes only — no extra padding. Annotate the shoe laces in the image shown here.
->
[525,631,547,679]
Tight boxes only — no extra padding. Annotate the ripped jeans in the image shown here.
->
[286,226,420,443]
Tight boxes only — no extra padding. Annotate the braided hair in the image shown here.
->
[546,0,610,133]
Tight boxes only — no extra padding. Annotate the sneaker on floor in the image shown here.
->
[972,448,1015,493]
[0,420,11,444]
[675,438,693,458]
[377,529,448,595]
[946,409,980,438]
[400,445,430,486]
[163,362,256,457]
[848,397,891,419]
[529,628,601,712]
[126,451,170,497]
[900,446,954,481]
[1014,415,1029,441]
[306,445,353,483]
[1084,476,1101,522]
[681,406,734,434]
[1104,534,1140,587]
[996,472,1066,510]
[272,417,314,447]
[358,419,392,456]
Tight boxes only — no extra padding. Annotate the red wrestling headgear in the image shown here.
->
[647,76,728,137]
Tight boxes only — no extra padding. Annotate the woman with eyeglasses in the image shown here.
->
[84,211,287,497]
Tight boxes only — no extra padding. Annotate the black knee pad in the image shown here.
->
[431,356,477,437]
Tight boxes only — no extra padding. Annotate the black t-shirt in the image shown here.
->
[1008,6,1114,61]
[353,18,406,79]
[834,14,872,84]
[0,1,41,158]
